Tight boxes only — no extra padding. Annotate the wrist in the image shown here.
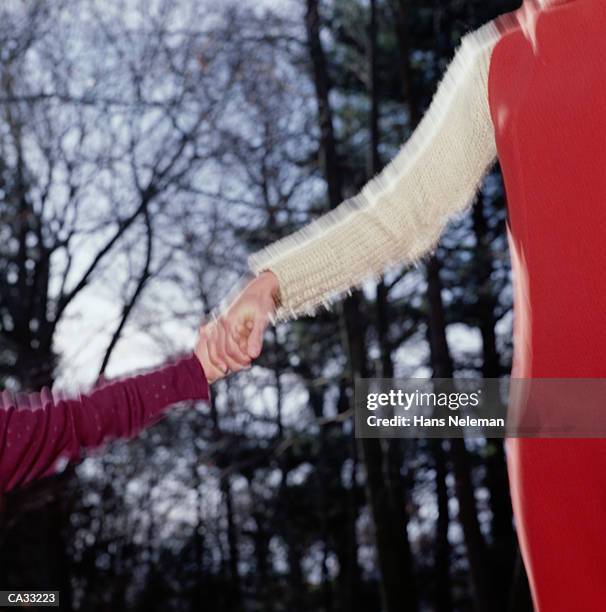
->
[184,352,212,398]
[259,270,282,309]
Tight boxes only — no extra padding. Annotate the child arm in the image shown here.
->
[0,353,209,493]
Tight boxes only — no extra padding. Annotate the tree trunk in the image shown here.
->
[335,381,364,612]
[222,474,241,608]
[305,1,418,610]
[472,192,527,611]
[391,2,498,605]
[434,440,452,612]
[369,2,419,609]
[427,252,494,612]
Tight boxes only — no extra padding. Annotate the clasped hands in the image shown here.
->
[194,271,280,383]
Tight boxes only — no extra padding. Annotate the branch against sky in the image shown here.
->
[0,0,246,386]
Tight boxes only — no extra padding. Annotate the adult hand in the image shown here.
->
[196,271,280,382]
[195,322,237,384]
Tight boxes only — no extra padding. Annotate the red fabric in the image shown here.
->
[490,1,606,609]
[0,354,209,493]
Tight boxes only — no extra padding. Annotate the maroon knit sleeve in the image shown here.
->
[0,353,209,493]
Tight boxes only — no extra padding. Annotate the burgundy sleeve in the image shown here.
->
[0,353,209,493]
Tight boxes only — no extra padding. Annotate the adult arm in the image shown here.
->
[250,20,500,321]
[205,19,502,363]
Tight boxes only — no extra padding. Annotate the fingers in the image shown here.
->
[195,328,225,384]
[247,312,268,359]
[219,317,251,371]
[234,322,250,354]
[206,322,228,375]
[199,316,252,383]
[200,273,276,375]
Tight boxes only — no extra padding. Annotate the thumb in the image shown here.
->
[247,311,268,359]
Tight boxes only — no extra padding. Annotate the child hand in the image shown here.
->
[194,318,253,383]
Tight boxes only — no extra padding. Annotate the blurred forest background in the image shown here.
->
[0,0,531,610]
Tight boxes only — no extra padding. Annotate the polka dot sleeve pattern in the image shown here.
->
[0,353,209,493]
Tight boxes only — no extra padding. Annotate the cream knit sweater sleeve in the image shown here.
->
[249,20,501,321]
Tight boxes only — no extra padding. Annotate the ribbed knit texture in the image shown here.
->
[0,354,209,492]
[249,20,501,321]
